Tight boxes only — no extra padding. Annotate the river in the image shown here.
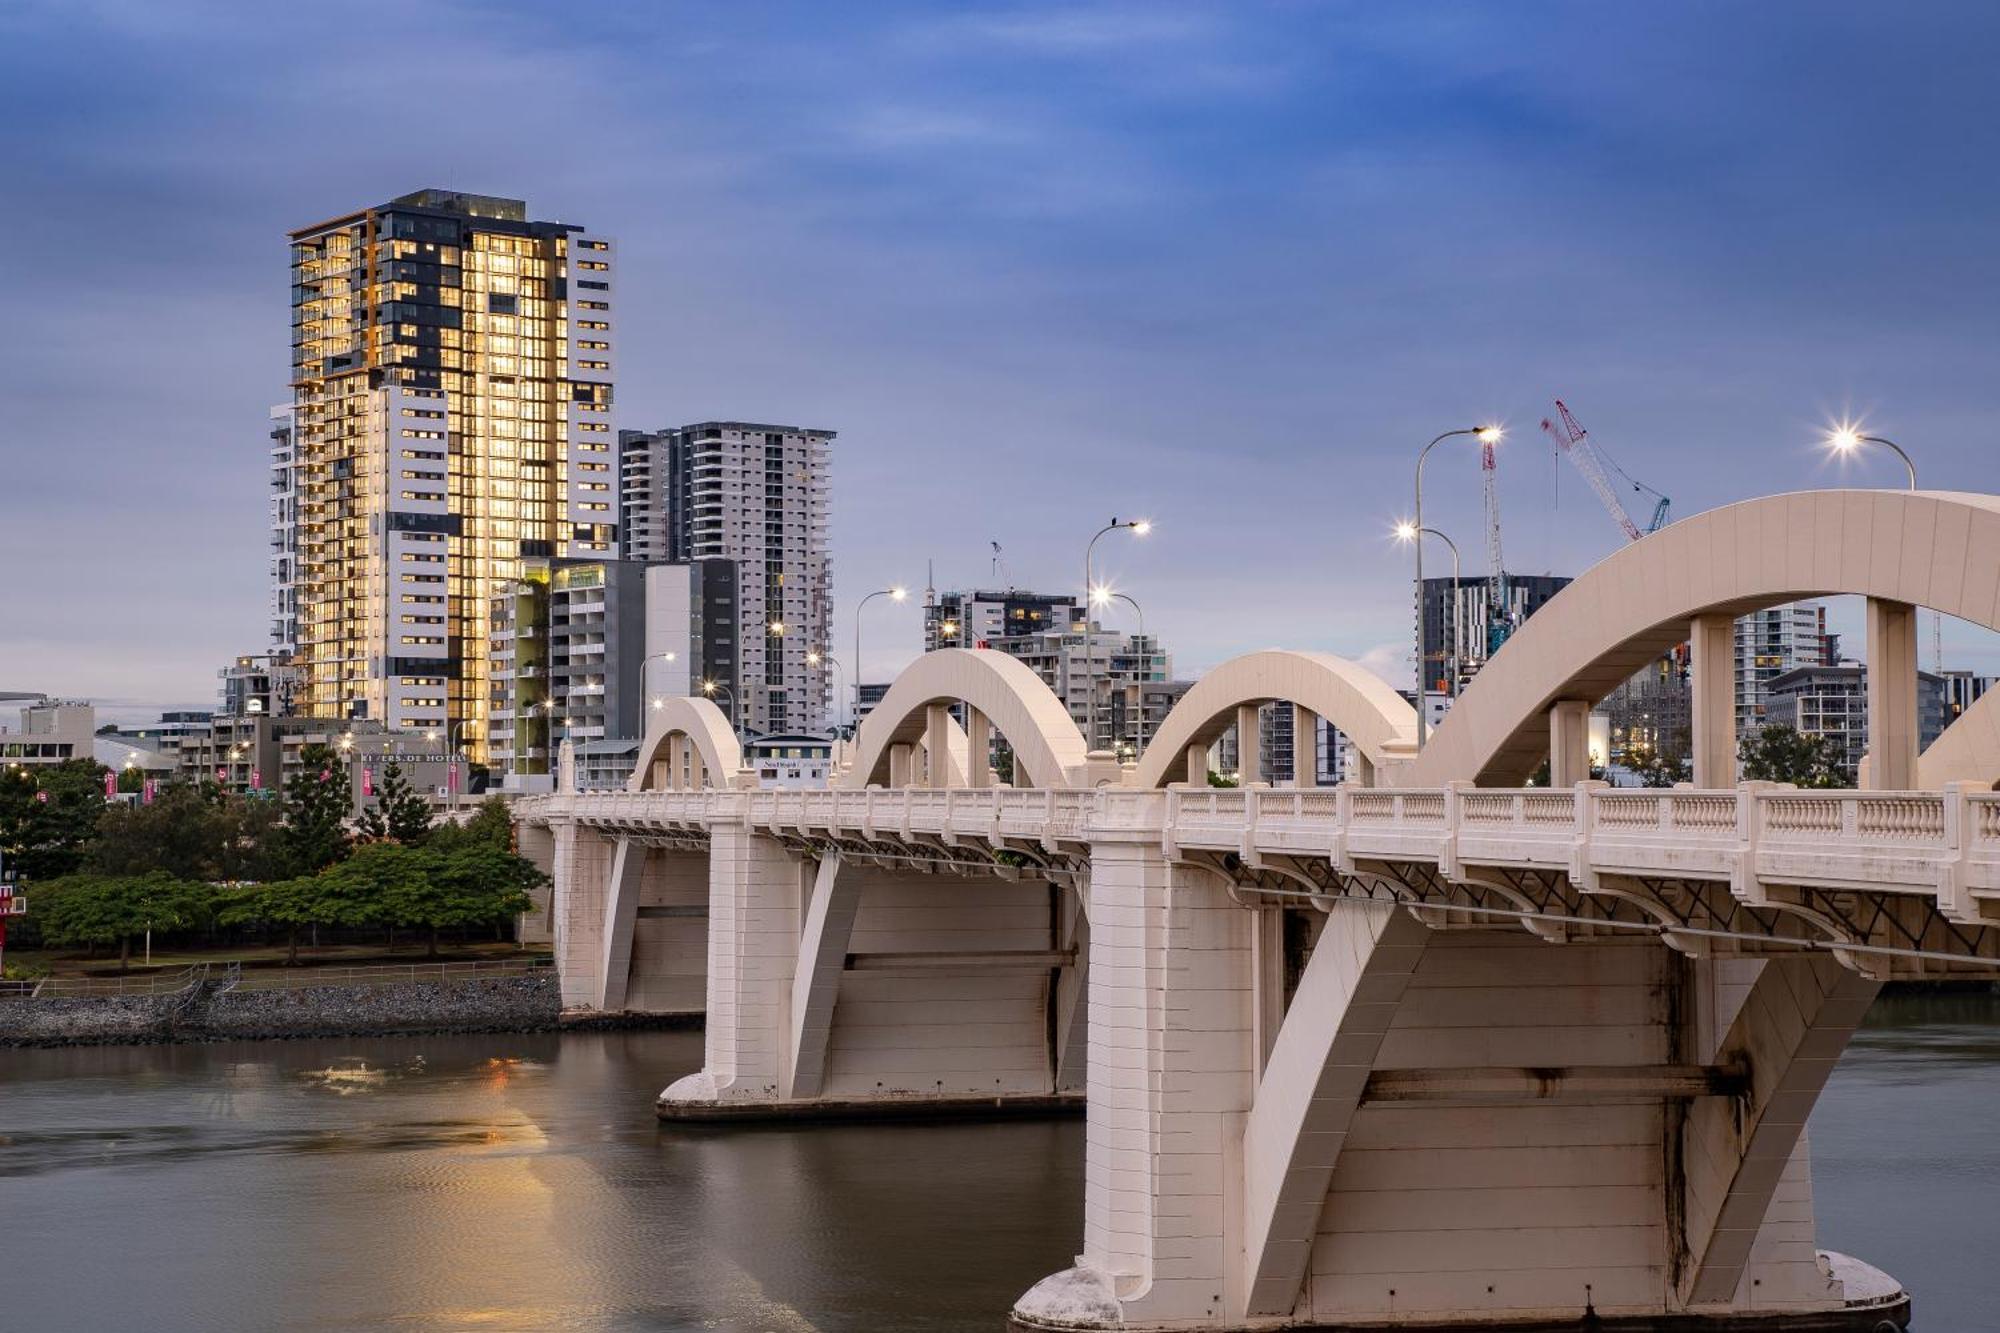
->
[1,993,1993,1331]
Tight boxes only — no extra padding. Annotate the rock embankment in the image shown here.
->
[0,974,561,1047]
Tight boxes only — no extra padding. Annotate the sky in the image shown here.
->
[4,0,2000,721]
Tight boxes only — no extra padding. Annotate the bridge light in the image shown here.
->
[1131,519,1153,536]
[1475,425,1503,445]
[806,650,822,666]
[1090,584,1113,606]
[768,621,785,636]
[1826,422,1863,454]
[651,698,664,710]
[890,586,909,602]
[1393,520,1418,543]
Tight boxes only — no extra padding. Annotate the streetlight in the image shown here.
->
[1394,522,1462,702]
[1412,426,1500,748]
[1826,421,1931,672]
[642,650,680,707]
[700,679,738,734]
[1824,422,1917,490]
[1083,518,1152,753]
[807,650,845,739]
[854,586,910,728]
[1091,585,1151,752]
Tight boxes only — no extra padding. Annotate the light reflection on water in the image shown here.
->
[0,992,1990,1331]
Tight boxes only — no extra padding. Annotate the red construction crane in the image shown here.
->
[1541,400,1670,544]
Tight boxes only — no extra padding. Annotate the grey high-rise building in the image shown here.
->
[620,422,832,736]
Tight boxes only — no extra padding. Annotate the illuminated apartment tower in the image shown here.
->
[288,189,615,759]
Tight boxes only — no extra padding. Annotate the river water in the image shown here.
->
[1,993,1993,1331]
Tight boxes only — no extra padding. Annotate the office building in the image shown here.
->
[1941,670,1995,726]
[287,188,615,758]
[0,695,96,770]
[619,422,831,735]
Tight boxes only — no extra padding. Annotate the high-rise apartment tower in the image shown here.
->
[621,422,832,736]
[286,189,614,759]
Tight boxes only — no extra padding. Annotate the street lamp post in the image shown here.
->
[1413,427,1500,748]
[808,650,845,746]
[1395,523,1462,702]
[1083,518,1152,753]
[1825,424,1917,490]
[853,586,909,729]
[700,680,738,735]
[1092,585,1150,753]
[642,650,681,711]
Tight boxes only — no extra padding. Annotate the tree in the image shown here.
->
[219,859,385,966]
[32,872,208,970]
[0,760,110,882]
[89,783,226,880]
[1635,753,1692,788]
[356,760,433,845]
[426,799,513,854]
[283,743,352,875]
[378,842,545,957]
[1738,724,1846,788]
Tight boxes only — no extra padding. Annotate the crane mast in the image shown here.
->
[1481,438,1510,656]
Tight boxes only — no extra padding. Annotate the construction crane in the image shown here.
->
[1541,400,1671,544]
[1480,435,1511,656]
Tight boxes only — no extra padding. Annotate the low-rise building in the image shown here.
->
[0,695,95,769]
[746,734,835,788]
[1763,664,1947,780]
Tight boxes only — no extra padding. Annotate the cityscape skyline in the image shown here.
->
[8,3,2000,718]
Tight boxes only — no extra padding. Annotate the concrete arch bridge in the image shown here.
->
[514,490,2000,1332]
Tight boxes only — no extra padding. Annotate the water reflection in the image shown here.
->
[0,993,1989,1330]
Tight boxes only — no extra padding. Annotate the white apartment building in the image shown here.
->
[1734,601,1832,734]
[620,422,832,737]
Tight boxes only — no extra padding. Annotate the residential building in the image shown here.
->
[287,188,615,758]
[927,588,1077,650]
[1418,574,1572,693]
[220,652,299,718]
[1763,664,1947,780]
[989,626,1171,755]
[268,404,301,661]
[1734,602,1833,734]
[619,421,832,735]
[488,558,737,784]
[575,737,643,792]
[1599,651,1694,769]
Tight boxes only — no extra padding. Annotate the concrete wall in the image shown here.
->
[626,847,709,1013]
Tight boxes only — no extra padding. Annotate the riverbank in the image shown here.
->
[0,972,563,1047]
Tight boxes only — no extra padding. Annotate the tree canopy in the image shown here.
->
[283,743,352,874]
[0,760,111,881]
[1738,724,1847,788]
[357,759,433,845]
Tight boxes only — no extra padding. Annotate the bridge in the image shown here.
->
[515,489,2000,1331]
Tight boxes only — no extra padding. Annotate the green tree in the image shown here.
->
[1634,753,1692,788]
[283,743,352,875]
[0,760,110,881]
[31,871,208,970]
[89,783,226,880]
[1738,724,1846,788]
[356,760,433,845]
[220,859,385,966]
[426,799,513,854]
[378,842,544,957]
[115,767,145,795]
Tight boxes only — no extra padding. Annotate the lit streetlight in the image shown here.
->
[808,649,845,739]
[1824,422,1917,490]
[1083,518,1152,753]
[700,679,738,734]
[1091,585,1150,753]
[853,586,910,727]
[1394,522,1463,702]
[1412,426,1500,748]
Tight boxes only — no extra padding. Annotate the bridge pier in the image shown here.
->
[659,812,1088,1120]
[1015,870,1908,1331]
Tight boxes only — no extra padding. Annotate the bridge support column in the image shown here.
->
[1691,611,1737,787]
[595,837,645,1011]
[927,704,954,788]
[1185,741,1207,785]
[1865,597,1919,789]
[552,824,617,1008]
[1548,698,1592,786]
[967,708,992,787]
[1237,703,1262,784]
[1291,705,1317,787]
[1015,831,1259,1327]
[889,741,915,787]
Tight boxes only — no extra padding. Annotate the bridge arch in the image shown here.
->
[841,648,1088,789]
[1133,650,1417,789]
[1404,489,2000,787]
[1919,688,2000,788]
[628,696,743,791]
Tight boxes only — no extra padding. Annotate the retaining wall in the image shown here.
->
[0,975,561,1047]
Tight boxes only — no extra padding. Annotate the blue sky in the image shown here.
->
[4,1,1999,717]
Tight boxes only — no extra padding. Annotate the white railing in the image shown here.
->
[527,783,2000,913]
